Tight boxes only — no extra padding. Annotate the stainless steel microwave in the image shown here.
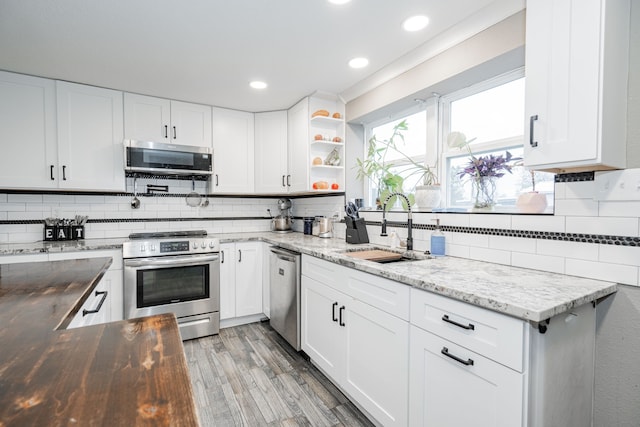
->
[124,140,212,176]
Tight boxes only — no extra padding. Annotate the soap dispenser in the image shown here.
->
[430,219,445,256]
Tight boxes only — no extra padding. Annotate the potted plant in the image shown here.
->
[516,170,548,213]
[448,131,519,211]
[355,121,439,211]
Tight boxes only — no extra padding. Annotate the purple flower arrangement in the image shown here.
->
[458,151,518,180]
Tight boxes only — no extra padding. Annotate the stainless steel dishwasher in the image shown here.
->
[269,246,301,351]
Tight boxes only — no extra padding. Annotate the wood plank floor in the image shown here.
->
[183,321,375,427]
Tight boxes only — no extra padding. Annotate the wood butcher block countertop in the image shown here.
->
[0,258,198,427]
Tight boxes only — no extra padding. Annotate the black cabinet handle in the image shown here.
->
[287,175,291,187]
[442,314,475,330]
[215,174,219,187]
[221,250,225,263]
[282,175,286,187]
[529,115,538,147]
[164,125,168,138]
[332,302,338,322]
[172,126,177,139]
[238,249,242,262]
[62,165,67,181]
[50,165,55,181]
[441,347,474,366]
[82,290,108,316]
[339,306,345,327]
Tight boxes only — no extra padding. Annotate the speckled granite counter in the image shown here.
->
[0,232,617,323]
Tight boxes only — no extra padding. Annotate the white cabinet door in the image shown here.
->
[287,98,309,192]
[170,100,212,148]
[68,272,112,329]
[524,0,629,171]
[409,325,524,427]
[255,111,288,193]
[0,71,57,189]
[234,241,262,317]
[56,81,125,191]
[344,299,409,427]
[123,93,171,142]
[212,107,255,193]
[301,275,346,379]
[219,243,237,320]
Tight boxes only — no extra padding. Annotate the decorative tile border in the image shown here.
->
[368,220,640,247]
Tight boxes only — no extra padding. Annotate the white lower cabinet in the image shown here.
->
[409,325,524,427]
[219,241,263,320]
[301,256,409,426]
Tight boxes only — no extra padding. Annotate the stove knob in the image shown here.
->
[192,242,198,249]
[150,244,156,252]
[209,241,216,248]
[201,242,206,249]
[140,245,146,252]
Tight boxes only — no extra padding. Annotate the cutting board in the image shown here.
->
[345,250,402,262]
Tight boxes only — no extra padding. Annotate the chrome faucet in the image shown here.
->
[380,192,413,251]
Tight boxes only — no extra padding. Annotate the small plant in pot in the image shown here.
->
[516,170,548,213]
[355,120,439,211]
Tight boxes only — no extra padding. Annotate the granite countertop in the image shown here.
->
[0,232,617,323]
[0,257,198,426]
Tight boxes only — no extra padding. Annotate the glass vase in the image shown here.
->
[472,176,497,210]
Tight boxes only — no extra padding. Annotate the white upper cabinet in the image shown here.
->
[524,0,630,172]
[212,107,255,193]
[287,98,309,192]
[0,71,57,189]
[124,93,212,148]
[255,111,288,193]
[56,82,125,191]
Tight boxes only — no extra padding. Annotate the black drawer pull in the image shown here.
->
[442,314,474,330]
[286,175,291,187]
[83,290,108,316]
[282,175,286,187]
[164,125,168,138]
[339,306,345,327]
[441,347,474,366]
[50,165,55,180]
[62,165,67,180]
[332,302,338,322]
[172,126,177,139]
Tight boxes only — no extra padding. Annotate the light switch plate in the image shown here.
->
[594,169,640,201]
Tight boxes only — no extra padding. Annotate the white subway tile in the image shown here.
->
[449,232,489,248]
[1,203,26,212]
[469,247,511,265]
[536,239,598,261]
[511,252,565,274]
[554,182,566,200]
[469,214,512,229]
[43,194,75,204]
[598,201,640,218]
[554,199,599,216]
[564,181,595,199]
[8,194,43,203]
[511,215,565,232]
[74,195,105,204]
[488,235,536,253]
[8,211,44,221]
[565,216,638,237]
[566,259,638,286]
[599,244,640,267]
[446,243,469,258]
[438,214,470,227]
[0,194,7,203]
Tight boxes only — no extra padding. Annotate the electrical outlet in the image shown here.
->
[594,169,640,201]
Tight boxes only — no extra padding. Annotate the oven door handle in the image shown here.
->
[124,254,220,268]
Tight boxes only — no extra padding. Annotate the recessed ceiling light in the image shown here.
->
[249,81,267,89]
[402,15,429,32]
[348,57,369,69]
[328,0,351,4]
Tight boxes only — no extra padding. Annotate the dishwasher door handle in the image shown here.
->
[270,247,300,262]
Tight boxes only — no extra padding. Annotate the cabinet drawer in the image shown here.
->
[410,289,525,371]
[302,255,409,320]
[409,325,524,427]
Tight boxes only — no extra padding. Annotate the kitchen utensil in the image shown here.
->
[131,177,140,209]
[345,202,359,219]
[186,178,202,207]
[200,179,210,207]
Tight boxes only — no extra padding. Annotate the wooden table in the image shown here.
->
[0,258,199,426]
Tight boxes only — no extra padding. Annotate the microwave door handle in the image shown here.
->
[124,254,219,268]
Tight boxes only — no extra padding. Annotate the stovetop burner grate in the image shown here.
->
[128,230,208,240]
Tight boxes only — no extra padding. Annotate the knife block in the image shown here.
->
[345,218,369,244]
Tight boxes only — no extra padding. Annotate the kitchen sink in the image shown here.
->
[340,247,431,263]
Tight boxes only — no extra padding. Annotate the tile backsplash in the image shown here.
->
[2,171,639,287]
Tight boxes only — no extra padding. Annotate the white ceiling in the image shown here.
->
[0,0,522,113]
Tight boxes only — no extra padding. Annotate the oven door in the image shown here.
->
[123,253,220,321]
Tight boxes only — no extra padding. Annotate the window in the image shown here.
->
[441,69,554,212]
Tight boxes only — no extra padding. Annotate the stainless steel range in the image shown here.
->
[123,230,220,340]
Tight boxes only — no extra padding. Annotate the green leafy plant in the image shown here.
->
[355,120,438,210]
